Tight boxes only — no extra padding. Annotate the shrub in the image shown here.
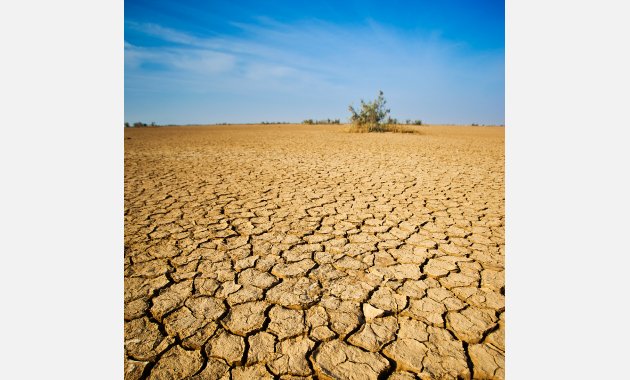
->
[348,90,392,132]
[348,91,419,133]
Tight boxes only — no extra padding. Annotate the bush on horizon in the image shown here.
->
[348,91,417,133]
[303,118,341,125]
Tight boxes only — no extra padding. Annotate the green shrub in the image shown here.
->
[348,90,391,132]
[348,91,418,133]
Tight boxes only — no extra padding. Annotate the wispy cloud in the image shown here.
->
[125,18,471,88]
[125,20,348,95]
[126,21,212,47]
[125,14,503,124]
[125,44,236,74]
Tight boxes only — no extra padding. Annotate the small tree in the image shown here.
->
[348,90,392,132]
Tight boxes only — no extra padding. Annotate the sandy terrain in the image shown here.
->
[124,124,505,379]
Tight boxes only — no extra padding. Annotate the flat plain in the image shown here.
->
[124,124,505,379]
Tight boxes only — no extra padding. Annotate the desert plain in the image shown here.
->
[124,124,505,379]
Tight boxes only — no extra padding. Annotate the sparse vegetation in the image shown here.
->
[405,119,423,125]
[261,121,292,125]
[348,91,418,133]
[303,119,341,125]
[127,122,157,128]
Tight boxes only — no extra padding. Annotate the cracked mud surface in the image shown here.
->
[125,124,504,379]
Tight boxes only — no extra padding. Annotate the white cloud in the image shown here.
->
[126,17,503,124]
[126,21,211,47]
[124,42,236,74]
[169,51,236,73]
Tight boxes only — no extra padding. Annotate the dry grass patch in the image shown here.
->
[348,123,420,134]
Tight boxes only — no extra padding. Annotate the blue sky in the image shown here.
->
[125,0,504,125]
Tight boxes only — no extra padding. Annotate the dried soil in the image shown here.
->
[124,124,504,379]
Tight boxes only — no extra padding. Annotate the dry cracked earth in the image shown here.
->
[124,124,505,380]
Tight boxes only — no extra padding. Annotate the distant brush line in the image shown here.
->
[302,119,341,125]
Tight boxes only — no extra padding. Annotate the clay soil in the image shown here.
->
[124,124,505,379]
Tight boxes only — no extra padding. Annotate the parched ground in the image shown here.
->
[124,124,505,379]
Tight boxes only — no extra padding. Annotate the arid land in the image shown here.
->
[124,124,505,379]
